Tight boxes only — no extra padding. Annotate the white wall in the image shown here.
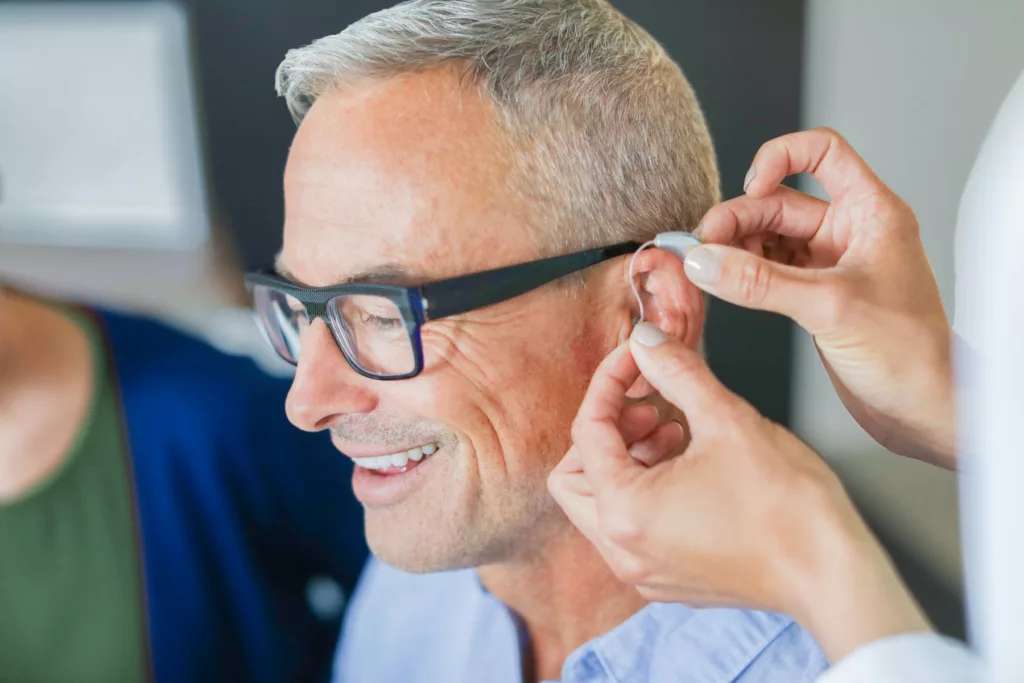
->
[798,0,1024,592]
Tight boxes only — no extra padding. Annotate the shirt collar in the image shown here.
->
[472,570,797,683]
[561,603,796,683]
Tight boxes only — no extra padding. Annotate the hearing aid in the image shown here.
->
[629,231,703,323]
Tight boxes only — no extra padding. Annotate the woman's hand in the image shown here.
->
[549,323,932,662]
[687,128,955,468]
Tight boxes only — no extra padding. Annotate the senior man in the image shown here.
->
[249,1,829,681]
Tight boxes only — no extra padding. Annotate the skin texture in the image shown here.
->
[276,67,704,680]
[0,290,94,503]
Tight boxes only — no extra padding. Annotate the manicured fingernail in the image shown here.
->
[684,246,722,286]
[743,164,757,191]
[631,322,670,348]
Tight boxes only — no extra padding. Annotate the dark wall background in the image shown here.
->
[185,0,351,270]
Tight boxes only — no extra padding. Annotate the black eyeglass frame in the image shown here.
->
[245,241,641,380]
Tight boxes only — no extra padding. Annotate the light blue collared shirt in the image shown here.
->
[334,558,828,682]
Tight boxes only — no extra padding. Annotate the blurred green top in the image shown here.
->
[0,308,145,683]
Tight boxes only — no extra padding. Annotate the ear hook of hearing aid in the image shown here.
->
[628,231,703,324]
[629,241,656,324]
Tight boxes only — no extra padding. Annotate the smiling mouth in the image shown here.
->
[349,443,440,475]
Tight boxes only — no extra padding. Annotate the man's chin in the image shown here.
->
[368,537,475,575]
[364,514,487,574]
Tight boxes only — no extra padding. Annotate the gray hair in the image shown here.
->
[276,0,720,255]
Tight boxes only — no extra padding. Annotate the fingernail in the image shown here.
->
[743,164,757,191]
[631,322,670,348]
[684,246,722,286]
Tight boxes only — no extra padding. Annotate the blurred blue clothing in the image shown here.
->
[100,310,368,683]
[335,558,828,683]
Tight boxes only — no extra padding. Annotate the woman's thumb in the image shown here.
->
[683,244,827,331]
[628,323,736,427]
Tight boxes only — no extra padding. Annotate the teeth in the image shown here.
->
[353,444,439,471]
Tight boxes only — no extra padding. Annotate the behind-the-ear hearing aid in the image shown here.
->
[629,231,703,323]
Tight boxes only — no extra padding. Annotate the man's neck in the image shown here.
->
[0,293,94,502]
[477,523,648,683]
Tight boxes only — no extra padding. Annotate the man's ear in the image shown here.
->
[622,247,706,397]
[626,247,705,347]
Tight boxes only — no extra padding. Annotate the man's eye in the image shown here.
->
[359,311,402,329]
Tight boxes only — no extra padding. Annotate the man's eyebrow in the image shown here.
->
[272,253,419,287]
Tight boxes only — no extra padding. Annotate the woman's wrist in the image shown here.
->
[778,492,933,663]
[920,383,958,470]
[899,331,958,469]
[770,483,933,663]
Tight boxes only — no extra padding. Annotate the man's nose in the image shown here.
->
[285,318,379,432]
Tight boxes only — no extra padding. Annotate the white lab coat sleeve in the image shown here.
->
[815,633,985,683]
[955,67,1024,682]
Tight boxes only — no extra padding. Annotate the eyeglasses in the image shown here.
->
[245,241,640,380]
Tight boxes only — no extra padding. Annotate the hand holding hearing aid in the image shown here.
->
[686,128,956,469]
[550,126,959,669]
[547,323,932,665]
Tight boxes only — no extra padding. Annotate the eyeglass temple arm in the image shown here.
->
[419,242,640,321]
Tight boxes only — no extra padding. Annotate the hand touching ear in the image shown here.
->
[549,323,932,663]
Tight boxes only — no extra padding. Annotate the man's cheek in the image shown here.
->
[421,330,515,397]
